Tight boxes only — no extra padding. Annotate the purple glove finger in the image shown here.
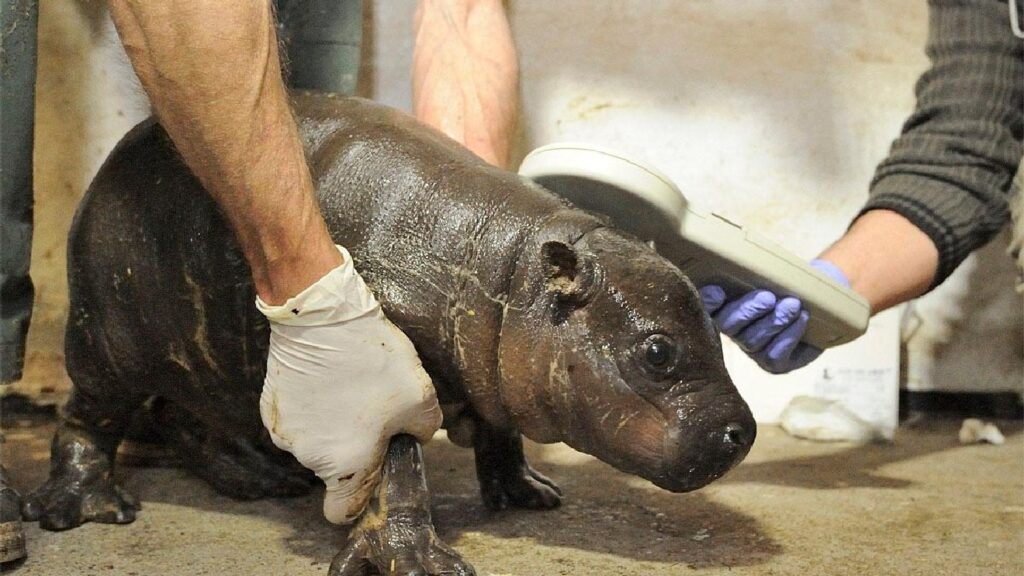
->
[786,342,825,372]
[714,290,777,337]
[736,296,802,353]
[699,285,727,315]
[756,310,813,374]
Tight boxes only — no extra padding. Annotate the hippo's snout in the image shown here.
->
[655,396,756,493]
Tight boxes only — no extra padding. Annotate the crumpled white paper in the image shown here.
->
[779,395,886,443]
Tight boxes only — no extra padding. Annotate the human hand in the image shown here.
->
[257,246,443,524]
[699,260,850,374]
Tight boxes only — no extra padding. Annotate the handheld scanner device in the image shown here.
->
[518,143,869,349]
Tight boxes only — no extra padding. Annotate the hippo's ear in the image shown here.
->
[541,241,598,322]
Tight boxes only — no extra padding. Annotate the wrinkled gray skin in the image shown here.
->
[24,94,755,575]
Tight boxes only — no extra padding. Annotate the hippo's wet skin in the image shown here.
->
[24,94,755,574]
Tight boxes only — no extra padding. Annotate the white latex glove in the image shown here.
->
[257,245,442,524]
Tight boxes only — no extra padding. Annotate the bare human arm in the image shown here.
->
[820,0,1021,314]
[107,1,340,305]
[107,1,442,523]
[413,0,519,168]
[818,209,939,314]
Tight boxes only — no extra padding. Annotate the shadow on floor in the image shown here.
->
[426,439,781,570]
[8,414,1019,571]
[121,434,782,570]
[721,418,1023,490]
[3,414,781,570]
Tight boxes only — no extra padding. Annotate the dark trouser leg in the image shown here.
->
[1,0,39,385]
[1,0,38,564]
[1011,163,1022,292]
[274,0,363,94]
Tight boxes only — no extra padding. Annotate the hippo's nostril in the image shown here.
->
[724,422,749,447]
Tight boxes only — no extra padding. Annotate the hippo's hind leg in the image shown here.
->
[21,319,145,531]
[151,401,316,500]
[22,386,144,531]
[472,422,562,511]
[330,435,474,576]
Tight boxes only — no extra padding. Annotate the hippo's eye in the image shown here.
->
[646,341,671,366]
[638,334,679,377]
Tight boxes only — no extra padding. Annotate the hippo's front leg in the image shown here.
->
[472,422,562,511]
[329,435,474,576]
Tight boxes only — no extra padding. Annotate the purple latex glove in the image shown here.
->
[699,260,850,374]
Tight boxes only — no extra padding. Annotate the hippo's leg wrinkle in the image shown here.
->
[22,388,141,531]
[330,435,475,576]
[157,403,315,500]
[473,422,562,511]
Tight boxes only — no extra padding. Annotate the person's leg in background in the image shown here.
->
[1011,162,1023,293]
[0,0,38,564]
[274,0,363,94]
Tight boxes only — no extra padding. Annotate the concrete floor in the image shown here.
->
[2,414,1021,576]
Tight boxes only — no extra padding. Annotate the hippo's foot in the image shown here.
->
[186,434,316,500]
[330,435,475,576]
[478,462,562,511]
[330,515,474,576]
[155,403,315,500]
[22,423,139,531]
[1,466,27,563]
[473,424,562,511]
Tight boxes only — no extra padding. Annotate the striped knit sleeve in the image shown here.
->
[859,0,1023,289]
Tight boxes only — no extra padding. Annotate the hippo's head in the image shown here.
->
[499,223,754,492]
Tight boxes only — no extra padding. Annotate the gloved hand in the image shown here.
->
[699,259,850,374]
[257,245,443,524]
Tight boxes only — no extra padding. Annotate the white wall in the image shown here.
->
[369,0,1021,396]
[373,1,927,255]
[904,229,1023,394]
[11,1,1020,404]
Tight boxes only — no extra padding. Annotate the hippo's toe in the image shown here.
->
[479,464,563,511]
[330,517,476,576]
[23,477,139,531]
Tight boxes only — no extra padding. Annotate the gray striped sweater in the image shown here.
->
[859,0,1023,288]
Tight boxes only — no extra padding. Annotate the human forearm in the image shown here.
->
[818,209,939,314]
[107,1,340,304]
[859,0,1022,287]
[109,2,444,523]
[413,0,519,168]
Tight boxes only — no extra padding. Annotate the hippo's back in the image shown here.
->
[66,94,594,434]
